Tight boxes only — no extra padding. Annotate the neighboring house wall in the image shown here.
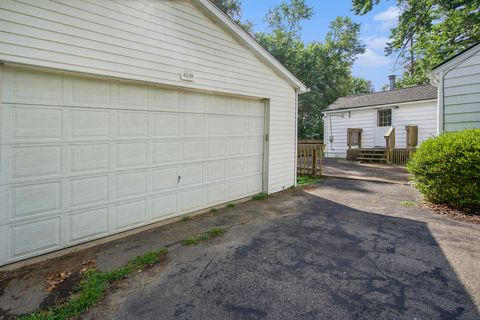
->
[324,100,437,158]
[0,0,297,193]
[442,50,480,132]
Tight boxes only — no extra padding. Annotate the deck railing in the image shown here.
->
[297,141,325,177]
[384,127,395,164]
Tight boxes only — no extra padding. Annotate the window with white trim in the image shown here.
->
[377,109,392,127]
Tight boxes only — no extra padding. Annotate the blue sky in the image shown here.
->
[241,0,401,91]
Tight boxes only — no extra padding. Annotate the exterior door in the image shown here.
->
[375,108,392,147]
[0,66,265,266]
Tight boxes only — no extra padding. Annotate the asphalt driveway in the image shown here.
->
[82,178,480,320]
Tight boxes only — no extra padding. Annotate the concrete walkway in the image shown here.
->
[322,158,410,184]
[1,178,479,319]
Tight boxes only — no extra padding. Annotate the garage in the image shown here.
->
[0,0,307,266]
[0,66,266,264]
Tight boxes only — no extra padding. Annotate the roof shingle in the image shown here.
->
[324,85,437,112]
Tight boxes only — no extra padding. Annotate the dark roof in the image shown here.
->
[432,42,480,71]
[324,85,437,112]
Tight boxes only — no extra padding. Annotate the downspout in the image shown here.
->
[294,89,299,187]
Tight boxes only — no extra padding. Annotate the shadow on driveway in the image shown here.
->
[116,190,479,320]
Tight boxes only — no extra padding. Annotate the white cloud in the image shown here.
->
[374,6,400,29]
[356,48,391,67]
[363,36,389,51]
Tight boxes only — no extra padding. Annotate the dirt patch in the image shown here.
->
[39,271,82,310]
[422,203,480,224]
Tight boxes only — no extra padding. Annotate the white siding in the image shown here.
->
[443,49,480,131]
[324,100,437,158]
[0,0,297,193]
[393,101,438,145]
[324,108,375,158]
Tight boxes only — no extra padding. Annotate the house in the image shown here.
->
[430,42,480,132]
[323,77,437,160]
[0,1,307,266]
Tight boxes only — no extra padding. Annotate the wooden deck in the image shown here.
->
[347,148,414,165]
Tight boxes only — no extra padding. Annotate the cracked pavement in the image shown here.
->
[82,178,480,320]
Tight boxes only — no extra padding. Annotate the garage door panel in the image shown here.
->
[116,111,148,138]
[207,138,227,159]
[152,141,178,164]
[115,142,148,169]
[71,109,110,139]
[3,68,62,105]
[11,218,61,258]
[68,208,108,243]
[181,163,203,187]
[0,67,265,265]
[10,181,62,219]
[182,91,205,113]
[183,115,204,136]
[114,200,146,231]
[207,116,227,136]
[206,183,225,205]
[182,140,204,162]
[152,113,179,138]
[70,175,108,209]
[206,160,226,183]
[151,193,177,220]
[4,105,63,142]
[153,87,179,111]
[115,83,148,109]
[70,143,109,174]
[115,171,147,200]
[181,188,203,212]
[68,77,111,106]
[10,145,62,181]
[229,97,246,115]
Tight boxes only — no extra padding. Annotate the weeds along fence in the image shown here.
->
[297,141,325,177]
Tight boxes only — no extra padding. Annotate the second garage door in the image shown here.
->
[0,66,266,265]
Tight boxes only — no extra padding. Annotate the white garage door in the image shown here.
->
[0,66,265,265]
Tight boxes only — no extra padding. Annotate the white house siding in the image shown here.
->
[324,100,437,158]
[393,101,438,145]
[324,108,375,158]
[443,50,480,131]
[0,0,297,194]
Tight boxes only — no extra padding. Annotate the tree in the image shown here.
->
[257,1,367,138]
[212,0,254,33]
[352,0,480,87]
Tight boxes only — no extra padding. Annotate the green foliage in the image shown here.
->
[181,228,226,246]
[352,0,480,87]
[252,193,269,201]
[407,129,480,209]
[400,201,416,206]
[210,208,219,214]
[20,248,168,320]
[297,175,322,186]
[180,215,191,222]
[212,0,254,33]
[256,0,369,139]
[226,203,235,208]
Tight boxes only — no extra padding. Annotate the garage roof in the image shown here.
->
[324,85,437,112]
[192,0,308,93]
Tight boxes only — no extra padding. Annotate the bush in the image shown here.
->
[407,129,480,210]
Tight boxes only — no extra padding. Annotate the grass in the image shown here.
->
[401,201,416,206]
[210,208,218,214]
[181,227,226,246]
[297,175,322,187]
[20,248,168,320]
[180,215,191,222]
[226,203,235,208]
[252,193,268,201]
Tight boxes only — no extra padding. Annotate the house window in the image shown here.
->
[377,109,392,127]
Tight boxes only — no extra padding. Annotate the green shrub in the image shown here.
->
[407,129,480,209]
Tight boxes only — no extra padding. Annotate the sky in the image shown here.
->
[241,0,401,91]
